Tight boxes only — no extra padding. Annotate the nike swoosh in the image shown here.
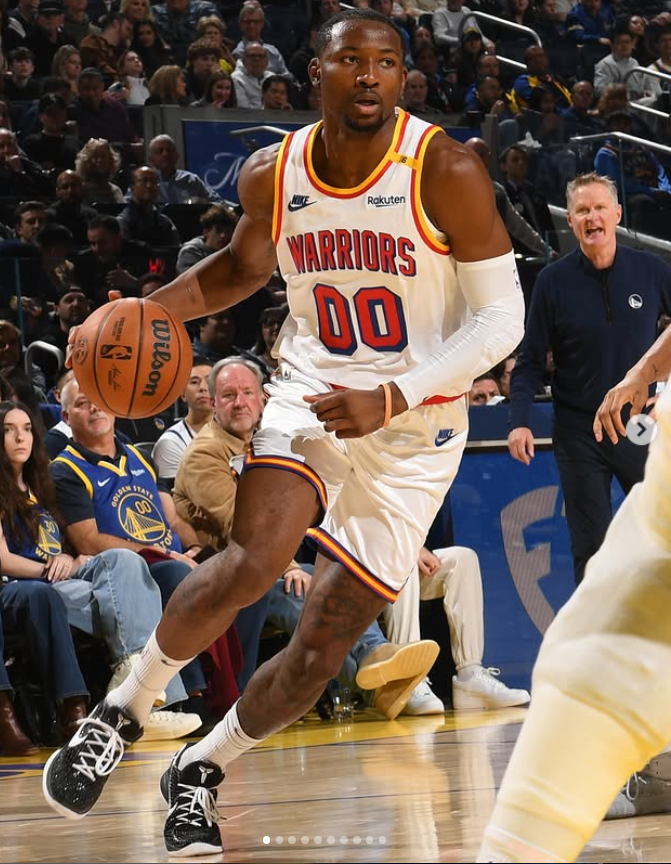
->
[435,432,454,447]
[288,201,315,212]
[97,478,111,487]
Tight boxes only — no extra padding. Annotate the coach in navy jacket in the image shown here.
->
[509,172,671,585]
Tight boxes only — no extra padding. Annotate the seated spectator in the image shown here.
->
[190,69,237,108]
[184,38,222,101]
[21,93,80,172]
[533,0,568,44]
[68,67,140,153]
[41,286,88,362]
[131,19,170,77]
[410,43,453,113]
[288,21,318,88]
[500,144,558,251]
[73,214,152,302]
[231,41,272,109]
[0,128,53,199]
[74,137,124,205]
[646,27,671,108]
[628,14,655,67]
[465,75,513,122]
[261,74,292,110]
[593,23,654,99]
[0,321,47,404]
[26,0,70,77]
[492,353,517,398]
[519,85,565,148]
[8,0,38,49]
[63,0,97,46]
[470,372,502,404]
[152,359,213,483]
[137,272,168,297]
[245,304,289,379]
[113,49,150,104]
[146,63,188,105]
[404,68,445,117]
[196,15,236,73]
[47,169,99,245]
[431,0,492,56]
[193,310,240,364]
[452,28,485,97]
[0,399,202,742]
[176,202,237,273]
[147,134,220,205]
[566,0,615,46]
[120,0,153,30]
[51,45,82,98]
[118,166,181,246]
[152,0,221,67]
[232,2,290,76]
[590,82,654,140]
[79,12,132,80]
[3,48,41,101]
[510,46,572,113]
[34,223,77,301]
[0,203,57,317]
[561,79,602,134]
[0,100,12,132]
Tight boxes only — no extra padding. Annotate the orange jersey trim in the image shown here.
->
[244,452,328,514]
[272,133,294,245]
[411,126,451,256]
[303,109,411,199]
[307,527,400,602]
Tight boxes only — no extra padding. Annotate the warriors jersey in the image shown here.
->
[2,494,62,564]
[52,443,181,553]
[272,108,468,392]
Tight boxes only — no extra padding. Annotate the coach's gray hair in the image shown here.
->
[566,172,619,210]
[208,355,264,397]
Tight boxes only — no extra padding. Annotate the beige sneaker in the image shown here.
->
[143,710,202,742]
[356,640,440,721]
[108,653,166,707]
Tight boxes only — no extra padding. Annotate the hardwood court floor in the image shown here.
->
[2,707,671,863]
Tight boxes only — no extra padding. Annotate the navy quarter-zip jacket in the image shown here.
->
[510,246,671,430]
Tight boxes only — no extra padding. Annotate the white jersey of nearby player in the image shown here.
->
[271,107,468,394]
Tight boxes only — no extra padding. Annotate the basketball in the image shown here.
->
[71,297,193,419]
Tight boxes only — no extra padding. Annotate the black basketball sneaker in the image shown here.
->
[161,743,224,856]
[42,699,142,819]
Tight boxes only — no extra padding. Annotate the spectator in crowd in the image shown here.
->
[646,27,671,106]
[627,13,655,67]
[137,272,167,297]
[41,286,88,359]
[118,166,181,246]
[245,304,289,379]
[0,128,53,198]
[500,144,557,252]
[193,310,239,364]
[410,43,452,113]
[0,320,47,403]
[26,0,70,77]
[146,63,188,104]
[8,0,38,47]
[119,0,153,28]
[589,82,655,140]
[232,2,290,76]
[69,67,140,152]
[403,68,445,116]
[73,214,151,303]
[191,69,237,108]
[184,38,221,100]
[492,354,517,397]
[463,52,503,110]
[261,74,292,110]
[22,93,80,172]
[561,79,601,134]
[147,134,221,205]
[47,170,99,245]
[452,27,485,98]
[196,15,236,73]
[131,18,170,76]
[0,100,12,131]
[566,0,615,46]
[176,202,237,273]
[0,202,57,322]
[51,45,82,97]
[533,0,568,43]
[231,40,272,109]
[63,0,97,46]
[74,137,124,205]
[152,359,213,483]
[114,49,150,103]
[51,377,209,712]
[511,45,572,112]
[288,20,318,88]
[470,373,502,404]
[3,47,41,101]
[432,0,491,54]
[34,223,77,301]
[151,0,221,67]
[593,23,654,99]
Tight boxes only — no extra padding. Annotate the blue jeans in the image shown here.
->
[235,593,271,692]
[54,549,188,707]
[1,580,88,701]
[266,577,387,685]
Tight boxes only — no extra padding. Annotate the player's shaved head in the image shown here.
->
[316,8,405,57]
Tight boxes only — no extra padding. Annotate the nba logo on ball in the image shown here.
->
[71,298,193,419]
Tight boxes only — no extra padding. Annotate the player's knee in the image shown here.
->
[203,545,278,609]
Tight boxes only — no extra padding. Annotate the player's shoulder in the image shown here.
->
[423,130,483,181]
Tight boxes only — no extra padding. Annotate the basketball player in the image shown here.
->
[43,9,524,856]
[475,318,671,857]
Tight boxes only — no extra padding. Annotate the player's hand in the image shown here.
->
[593,371,650,444]
[283,567,311,597]
[508,427,535,464]
[418,547,441,578]
[303,383,408,438]
[44,553,74,582]
[65,325,80,369]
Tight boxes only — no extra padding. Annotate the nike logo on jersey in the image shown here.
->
[97,478,111,487]
[288,194,315,212]
[435,428,455,446]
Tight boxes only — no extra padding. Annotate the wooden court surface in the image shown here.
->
[1,707,670,863]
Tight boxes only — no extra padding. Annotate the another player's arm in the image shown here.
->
[594,323,671,444]
[148,146,280,322]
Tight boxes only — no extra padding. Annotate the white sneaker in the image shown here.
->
[108,653,166,707]
[452,667,530,710]
[401,679,445,716]
[143,710,202,741]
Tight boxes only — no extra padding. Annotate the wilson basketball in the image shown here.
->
[71,297,193,419]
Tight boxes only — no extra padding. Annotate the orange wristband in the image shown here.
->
[381,382,392,428]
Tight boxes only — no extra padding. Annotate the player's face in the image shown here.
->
[313,21,406,133]
[567,183,621,252]
[183,364,212,411]
[3,408,33,470]
[213,365,264,441]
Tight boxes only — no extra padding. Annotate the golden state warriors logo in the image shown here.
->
[117,491,170,546]
[37,515,61,559]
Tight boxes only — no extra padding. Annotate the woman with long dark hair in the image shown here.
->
[0,400,89,754]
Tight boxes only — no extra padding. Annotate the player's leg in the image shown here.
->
[477,388,671,863]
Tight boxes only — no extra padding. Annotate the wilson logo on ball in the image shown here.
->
[142,319,172,397]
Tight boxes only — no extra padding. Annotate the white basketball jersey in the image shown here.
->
[272,108,469,393]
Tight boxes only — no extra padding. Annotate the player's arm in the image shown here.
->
[594,323,671,444]
[148,145,280,323]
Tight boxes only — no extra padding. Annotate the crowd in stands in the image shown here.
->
[2,0,671,753]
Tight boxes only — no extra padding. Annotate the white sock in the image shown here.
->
[107,630,193,727]
[457,663,480,681]
[180,701,263,772]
